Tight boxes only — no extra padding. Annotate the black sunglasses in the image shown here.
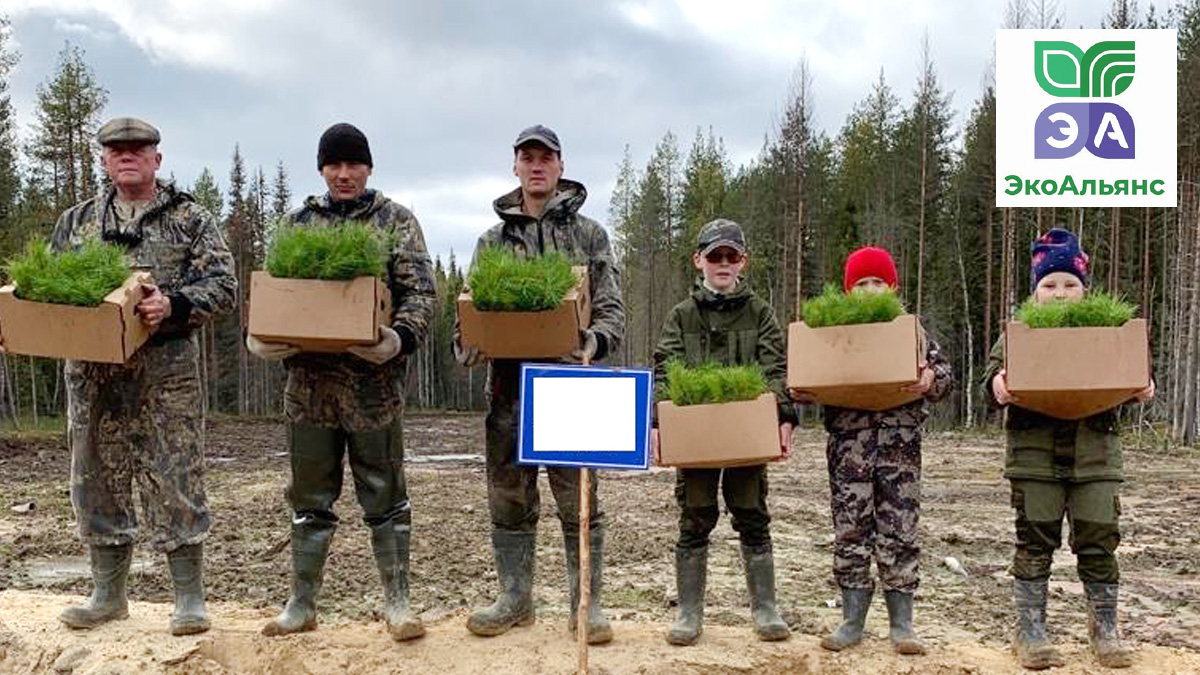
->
[704,249,743,264]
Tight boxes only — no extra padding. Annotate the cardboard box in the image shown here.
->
[786,314,927,411]
[657,393,781,468]
[0,272,152,364]
[1004,319,1150,420]
[248,271,392,353]
[457,266,590,359]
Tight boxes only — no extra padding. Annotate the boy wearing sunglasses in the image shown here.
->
[651,219,797,645]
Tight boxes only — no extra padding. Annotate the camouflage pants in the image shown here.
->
[826,427,922,592]
[485,365,601,534]
[1010,479,1120,583]
[65,336,209,553]
[675,466,771,551]
[285,419,411,529]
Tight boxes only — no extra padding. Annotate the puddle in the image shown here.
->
[20,555,155,585]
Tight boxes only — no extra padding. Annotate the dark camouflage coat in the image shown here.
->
[280,190,436,431]
[822,332,954,432]
[50,179,236,338]
[981,336,1124,482]
[652,279,798,425]
[50,179,235,552]
[465,179,624,362]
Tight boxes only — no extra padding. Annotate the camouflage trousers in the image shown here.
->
[1010,479,1121,583]
[826,426,922,592]
[675,465,771,551]
[285,418,411,529]
[485,364,601,534]
[65,336,210,553]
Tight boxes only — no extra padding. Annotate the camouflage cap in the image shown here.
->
[696,218,747,255]
[513,124,561,153]
[97,117,161,147]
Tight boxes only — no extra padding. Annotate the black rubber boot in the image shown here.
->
[565,526,613,645]
[741,544,789,641]
[262,520,335,636]
[467,529,536,636]
[820,587,873,651]
[167,543,210,635]
[1013,578,1065,670]
[666,546,706,646]
[59,544,132,629]
[371,521,425,642]
[884,589,925,655]
[1084,582,1133,669]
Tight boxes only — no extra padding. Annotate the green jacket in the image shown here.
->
[280,189,437,431]
[466,179,624,362]
[652,279,798,426]
[982,336,1124,482]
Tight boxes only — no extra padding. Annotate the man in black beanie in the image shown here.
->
[249,123,436,642]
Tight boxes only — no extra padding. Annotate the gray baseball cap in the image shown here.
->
[696,218,747,255]
[513,124,561,153]
[97,117,161,147]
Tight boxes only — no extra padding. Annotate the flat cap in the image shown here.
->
[97,117,161,147]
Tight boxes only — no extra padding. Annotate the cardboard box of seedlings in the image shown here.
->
[787,314,927,411]
[1004,319,1150,420]
[248,271,392,353]
[458,266,590,359]
[657,393,781,468]
[0,272,153,364]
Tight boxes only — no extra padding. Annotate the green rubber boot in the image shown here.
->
[371,521,425,641]
[820,587,872,651]
[59,544,132,629]
[262,520,335,636]
[167,543,210,635]
[467,530,536,636]
[666,546,706,646]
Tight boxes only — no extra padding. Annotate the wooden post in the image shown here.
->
[577,466,591,675]
[577,353,592,675]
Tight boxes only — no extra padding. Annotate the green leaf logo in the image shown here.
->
[1034,40,1135,97]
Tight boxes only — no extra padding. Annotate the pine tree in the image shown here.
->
[29,43,107,212]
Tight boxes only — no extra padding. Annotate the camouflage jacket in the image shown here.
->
[822,329,953,433]
[652,279,798,426]
[981,335,1124,482]
[459,179,624,375]
[279,190,436,431]
[50,179,237,340]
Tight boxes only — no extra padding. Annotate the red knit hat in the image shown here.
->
[843,246,898,292]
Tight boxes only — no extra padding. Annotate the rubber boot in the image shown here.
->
[1013,578,1065,670]
[884,589,926,655]
[59,544,132,629]
[1084,582,1133,669]
[666,546,706,646]
[167,543,210,635]
[820,587,872,651]
[371,521,425,641]
[741,544,790,641]
[467,529,536,636]
[565,526,613,645]
[262,519,335,636]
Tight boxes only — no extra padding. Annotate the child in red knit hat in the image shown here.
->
[796,245,952,656]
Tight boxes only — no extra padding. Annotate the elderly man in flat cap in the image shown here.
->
[4,117,237,635]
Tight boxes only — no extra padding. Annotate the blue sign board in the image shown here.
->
[517,363,653,470]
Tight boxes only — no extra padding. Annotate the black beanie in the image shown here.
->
[317,123,372,169]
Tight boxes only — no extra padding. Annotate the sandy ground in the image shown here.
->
[1,413,1199,674]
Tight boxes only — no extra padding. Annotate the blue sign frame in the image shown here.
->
[517,363,653,470]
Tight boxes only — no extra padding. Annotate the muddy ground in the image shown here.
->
[1,413,1199,674]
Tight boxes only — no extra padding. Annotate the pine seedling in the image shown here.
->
[664,360,769,406]
[801,283,906,328]
[265,222,387,280]
[467,247,577,311]
[6,238,131,306]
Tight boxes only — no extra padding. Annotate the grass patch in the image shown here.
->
[801,283,905,328]
[5,238,130,306]
[664,360,768,406]
[265,223,387,280]
[1015,291,1136,328]
[467,247,576,311]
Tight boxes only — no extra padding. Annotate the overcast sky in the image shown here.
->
[5,0,1109,263]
